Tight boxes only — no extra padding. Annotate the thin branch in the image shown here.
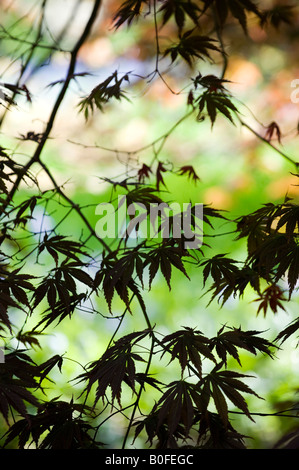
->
[0,0,48,127]
[240,118,299,170]
[3,0,103,210]
[38,159,111,252]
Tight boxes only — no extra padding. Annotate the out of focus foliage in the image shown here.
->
[0,0,299,450]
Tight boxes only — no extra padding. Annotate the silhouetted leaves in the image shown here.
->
[78,71,130,119]
[76,329,151,407]
[113,0,149,28]
[159,0,200,32]
[35,292,87,330]
[32,261,93,314]
[254,284,286,317]
[16,330,43,350]
[146,245,190,289]
[161,326,216,376]
[133,402,187,448]
[149,380,201,442]
[203,0,261,32]
[125,186,164,210]
[192,73,232,93]
[206,264,260,306]
[163,31,221,65]
[197,91,239,127]
[202,205,228,228]
[38,354,64,385]
[0,266,35,331]
[209,325,276,366]
[38,234,89,266]
[177,165,200,183]
[273,426,299,449]
[3,398,101,449]
[275,317,299,344]
[0,350,41,423]
[199,364,262,424]
[261,4,295,28]
[0,82,32,107]
[137,163,152,183]
[155,161,168,191]
[196,411,247,449]
[94,251,145,312]
[249,235,299,297]
[200,254,239,287]
[265,121,282,144]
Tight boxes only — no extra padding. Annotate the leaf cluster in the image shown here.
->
[78,71,130,120]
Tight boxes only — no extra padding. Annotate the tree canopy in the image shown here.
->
[0,0,299,450]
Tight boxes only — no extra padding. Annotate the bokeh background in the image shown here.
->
[1,0,299,448]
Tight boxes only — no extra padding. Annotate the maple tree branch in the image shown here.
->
[240,118,299,170]
[212,6,229,79]
[4,0,103,208]
[229,409,299,419]
[37,159,111,252]
[121,331,155,449]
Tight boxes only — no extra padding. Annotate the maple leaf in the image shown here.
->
[0,350,41,423]
[200,254,239,287]
[247,233,299,298]
[16,330,43,350]
[254,284,286,317]
[198,364,262,425]
[272,202,299,240]
[113,0,149,28]
[275,317,299,344]
[133,402,186,448]
[196,411,247,449]
[163,31,221,66]
[202,205,228,228]
[0,82,32,106]
[137,163,152,183]
[32,260,93,314]
[37,354,64,385]
[261,5,295,28]
[154,380,200,438]
[75,329,151,407]
[125,186,164,210]
[206,265,261,306]
[18,131,44,143]
[146,246,190,289]
[94,251,146,312]
[0,292,20,332]
[159,0,201,33]
[203,0,262,33]
[155,161,168,191]
[177,165,200,183]
[37,234,90,266]
[161,326,216,376]
[209,325,277,366]
[78,71,130,120]
[197,91,239,127]
[35,292,87,331]
[192,73,232,93]
[4,398,101,449]
[265,121,282,144]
